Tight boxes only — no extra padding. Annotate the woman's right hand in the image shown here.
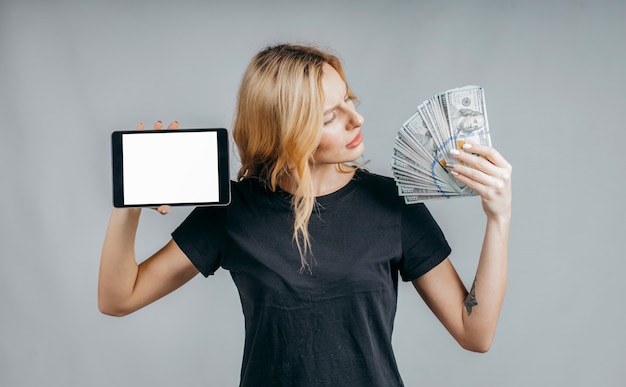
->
[137,120,180,215]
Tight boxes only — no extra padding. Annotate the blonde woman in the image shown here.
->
[99,44,512,386]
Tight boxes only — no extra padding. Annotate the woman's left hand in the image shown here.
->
[449,143,512,221]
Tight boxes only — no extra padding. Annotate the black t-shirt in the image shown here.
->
[172,169,451,387]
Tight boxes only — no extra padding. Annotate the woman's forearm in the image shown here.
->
[461,215,510,351]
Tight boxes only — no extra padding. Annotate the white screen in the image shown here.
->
[122,131,219,205]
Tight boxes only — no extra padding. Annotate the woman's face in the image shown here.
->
[312,63,365,165]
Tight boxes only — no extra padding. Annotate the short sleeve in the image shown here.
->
[399,203,451,282]
[171,206,227,277]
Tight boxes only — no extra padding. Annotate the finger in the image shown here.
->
[153,120,164,130]
[450,154,512,193]
[136,122,144,130]
[448,169,485,194]
[450,167,506,201]
[448,162,495,188]
[166,120,179,130]
[155,205,171,215]
[450,148,499,177]
[449,158,511,200]
[461,143,510,169]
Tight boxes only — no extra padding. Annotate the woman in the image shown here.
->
[99,44,512,386]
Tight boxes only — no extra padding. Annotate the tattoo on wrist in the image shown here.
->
[464,279,478,316]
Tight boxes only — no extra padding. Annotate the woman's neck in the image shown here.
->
[278,163,356,197]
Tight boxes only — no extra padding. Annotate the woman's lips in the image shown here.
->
[347,131,363,148]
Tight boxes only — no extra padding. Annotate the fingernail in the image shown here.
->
[447,163,456,169]
[449,169,459,176]
[462,143,473,150]
[450,149,460,155]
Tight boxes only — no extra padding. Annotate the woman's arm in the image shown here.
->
[98,120,199,316]
[98,208,199,316]
[412,143,512,352]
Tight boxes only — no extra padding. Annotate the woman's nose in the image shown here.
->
[348,110,364,129]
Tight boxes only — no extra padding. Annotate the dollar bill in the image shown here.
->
[392,85,492,204]
[444,85,491,150]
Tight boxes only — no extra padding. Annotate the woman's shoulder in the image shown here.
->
[229,177,291,208]
[355,169,397,190]
[354,169,402,203]
[231,177,280,196]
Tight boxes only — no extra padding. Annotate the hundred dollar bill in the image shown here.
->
[393,136,452,183]
[416,102,448,167]
[443,85,491,150]
[402,192,464,204]
[391,157,457,191]
[391,85,493,204]
[401,110,447,168]
[396,112,463,193]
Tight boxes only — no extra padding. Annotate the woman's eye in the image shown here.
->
[346,95,360,107]
[324,112,336,125]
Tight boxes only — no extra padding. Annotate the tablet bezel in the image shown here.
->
[111,128,230,208]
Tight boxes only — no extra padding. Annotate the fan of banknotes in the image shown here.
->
[392,85,491,204]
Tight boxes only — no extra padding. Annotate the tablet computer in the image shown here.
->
[111,128,230,208]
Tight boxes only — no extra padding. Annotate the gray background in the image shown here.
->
[1,1,624,386]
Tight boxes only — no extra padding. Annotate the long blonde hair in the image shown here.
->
[233,43,354,273]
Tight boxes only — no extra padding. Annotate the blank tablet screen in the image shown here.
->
[111,128,230,207]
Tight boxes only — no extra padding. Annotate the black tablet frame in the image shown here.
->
[111,128,230,208]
